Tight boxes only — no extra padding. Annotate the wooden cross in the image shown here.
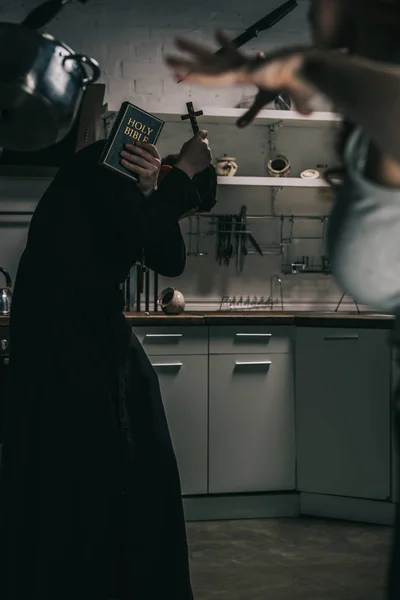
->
[180,101,203,134]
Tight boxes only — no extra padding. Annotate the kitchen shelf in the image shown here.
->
[103,107,341,128]
[153,107,341,127]
[218,176,330,187]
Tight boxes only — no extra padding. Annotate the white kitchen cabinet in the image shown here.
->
[133,326,208,355]
[392,348,399,503]
[296,327,391,500]
[208,352,295,494]
[150,354,208,496]
[209,325,294,355]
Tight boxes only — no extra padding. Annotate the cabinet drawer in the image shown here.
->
[209,326,293,354]
[133,326,208,355]
[296,327,389,349]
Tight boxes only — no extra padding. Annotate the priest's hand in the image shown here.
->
[120,142,161,197]
[175,130,212,179]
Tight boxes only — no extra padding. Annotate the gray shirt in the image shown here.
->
[327,127,400,314]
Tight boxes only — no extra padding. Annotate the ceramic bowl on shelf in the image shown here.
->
[300,169,320,179]
[214,155,238,177]
[267,155,290,177]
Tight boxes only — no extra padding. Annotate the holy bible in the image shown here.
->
[99,102,165,182]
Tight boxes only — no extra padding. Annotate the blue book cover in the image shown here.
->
[99,102,165,182]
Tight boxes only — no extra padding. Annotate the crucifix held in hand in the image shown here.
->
[180,101,203,134]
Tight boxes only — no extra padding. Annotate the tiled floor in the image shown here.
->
[187,517,392,600]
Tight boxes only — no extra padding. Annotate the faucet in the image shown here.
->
[270,274,284,311]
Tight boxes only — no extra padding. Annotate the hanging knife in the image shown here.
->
[236,206,247,275]
[248,232,264,257]
[235,214,241,275]
[240,206,247,274]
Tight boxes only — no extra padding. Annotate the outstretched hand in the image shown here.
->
[175,130,212,179]
[236,52,280,128]
[165,31,317,120]
[166,30,249,87]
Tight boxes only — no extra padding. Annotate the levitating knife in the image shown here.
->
[214,0,298,56]
[177,1,298,83]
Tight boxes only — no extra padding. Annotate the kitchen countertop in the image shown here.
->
[0,311,395,328]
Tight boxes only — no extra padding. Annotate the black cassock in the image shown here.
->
[0,140,216,600]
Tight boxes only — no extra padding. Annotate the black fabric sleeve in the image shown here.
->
[192,165,217,212]
[62,143,200,278]
[140,167,200,276]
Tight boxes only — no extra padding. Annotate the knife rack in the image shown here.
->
[122,264,160,313]
[188,213,331,273]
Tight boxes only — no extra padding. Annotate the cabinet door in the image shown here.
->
[150,354,208,496]
[209,353,295,494]
[296,328,391,500]
[392,351,399,503]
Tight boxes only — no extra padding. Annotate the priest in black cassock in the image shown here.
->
[0,130,217,600]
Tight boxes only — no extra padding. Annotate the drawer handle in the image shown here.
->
[145,334,183,339]
[235,333,272,338]
[152,362,183,368]
[235,361,272,367]
[323,335,359,341]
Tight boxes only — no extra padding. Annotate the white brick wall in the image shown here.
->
[0,1,356,311]
[0,0,311,110]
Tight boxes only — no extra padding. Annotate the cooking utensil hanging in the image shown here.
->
[187,214,209,257]
[0,268,12,316]
[0,0,100,152]
[195,214,208,257]
[214,209,264,272]
[216,215,231,265]
[153,271,159,312]
[225,216,234,266]
[237,206,247,275]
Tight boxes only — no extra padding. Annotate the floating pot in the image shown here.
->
[267,155,290,177]
[159,287,185,315]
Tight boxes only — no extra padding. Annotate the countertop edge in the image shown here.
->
[0,312,395,329]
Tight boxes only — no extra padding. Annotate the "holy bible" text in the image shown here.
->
[99,102,165,182]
